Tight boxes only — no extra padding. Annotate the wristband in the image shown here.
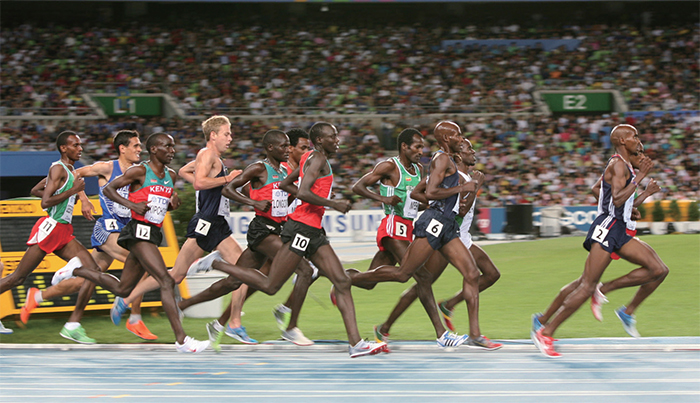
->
[632,179,638,187]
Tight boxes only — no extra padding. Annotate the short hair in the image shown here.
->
[308,122,334,145]
[145,132,169,154]
[262,130,287,147]
[286,128,309,147]
[114,130,139,155]
[201,115,231,141]
[397,128,423,150]
[56,131,77,149]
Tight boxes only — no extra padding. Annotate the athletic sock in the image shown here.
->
[64,322,80,331]
[128,314,142,324]
[35,291,44,304]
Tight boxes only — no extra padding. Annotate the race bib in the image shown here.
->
[404,186,419,219]
[135,223,151,240]
[144,194,169,225]
[271,189,288,217]
[113,186,131,218]
[426,218,444,237]
[104,218,119,231]
[395,221,408,237]
[61,195,76,224]
[39,217,58,241]
[195,218,211,236]
[591,224,609,244]
[218,195,230,217]
[291,233,310,252]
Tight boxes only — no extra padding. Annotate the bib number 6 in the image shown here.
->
[426,219,444,238]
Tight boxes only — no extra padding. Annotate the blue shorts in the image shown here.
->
[185,213,233,252]
[413,209,460,251]
[583,215,633,254]
[91,216,128,249]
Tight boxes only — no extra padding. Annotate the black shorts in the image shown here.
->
[117,220,163,250]
[246,215,285,252]
[280,219,329,259]
[185,213,233,253]
[413,209,460,251]
[583,214,633,254]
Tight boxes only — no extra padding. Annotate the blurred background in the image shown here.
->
[0,0,697,238]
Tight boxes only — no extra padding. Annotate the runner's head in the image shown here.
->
[114,130,142,164]
[397,128,424,164]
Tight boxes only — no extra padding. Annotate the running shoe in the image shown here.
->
[110,296,129,326]
[531,313,544,336]
[465,335,502,350]
[591,282,608,322]
[282,327,314,346]
[21,287,41,324]
[175,336,210,353]
[126,320,158,340]
[0,320,13,335]
[51,257,82,286]
[532,328,560,358]
[437,331,468,348]
[348,339,387,358]
[59,325,96,344]
[206,320,222,343]
[373,324,390,344]
[438,301,455,332]
[224,325,258,345]
[329,284,337,307]
[615,306,640,338]
[186,251,224,276]
[272,304,291,332]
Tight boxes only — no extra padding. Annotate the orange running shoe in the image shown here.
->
[21,288,40,324]
[126,320,158,340]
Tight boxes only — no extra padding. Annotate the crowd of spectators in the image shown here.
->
[1,21,698,117]
[1,111,697,210]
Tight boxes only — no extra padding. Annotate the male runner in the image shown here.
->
[0,132,102,303]
[349,121,500,349]
[52,133,209,352]
[108,116,249,341]
[22,130,157,343]
[211,122,387,357]
[532,124,669,357]
[374,139,501,342]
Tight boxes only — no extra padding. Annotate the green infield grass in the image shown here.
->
[2,234,698,345]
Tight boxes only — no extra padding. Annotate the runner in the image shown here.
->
[532,124,668,357]
[375,139,501,342]
[210,122,387,357]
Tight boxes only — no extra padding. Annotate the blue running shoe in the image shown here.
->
[110,297,128,326]
[224,325,258,345]
[615,306,640,338]
[531,313,543,336]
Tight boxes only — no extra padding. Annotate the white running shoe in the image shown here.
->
[187,251,224,276]
[0,320,13,335]
[349,339,387,358]
[51,257,82,286]
[282,327,314,346]
[591,282,608,322]
[175,336,210,353]
[437,331,468,348]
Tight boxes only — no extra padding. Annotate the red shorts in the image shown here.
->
[26,216,75,254]
[376,215,414,251]
[611,228,637,260]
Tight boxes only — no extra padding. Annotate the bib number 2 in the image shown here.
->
[591,224,609,243]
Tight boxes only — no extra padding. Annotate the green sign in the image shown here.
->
[541,92,612,112]
[92,96,162,116]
